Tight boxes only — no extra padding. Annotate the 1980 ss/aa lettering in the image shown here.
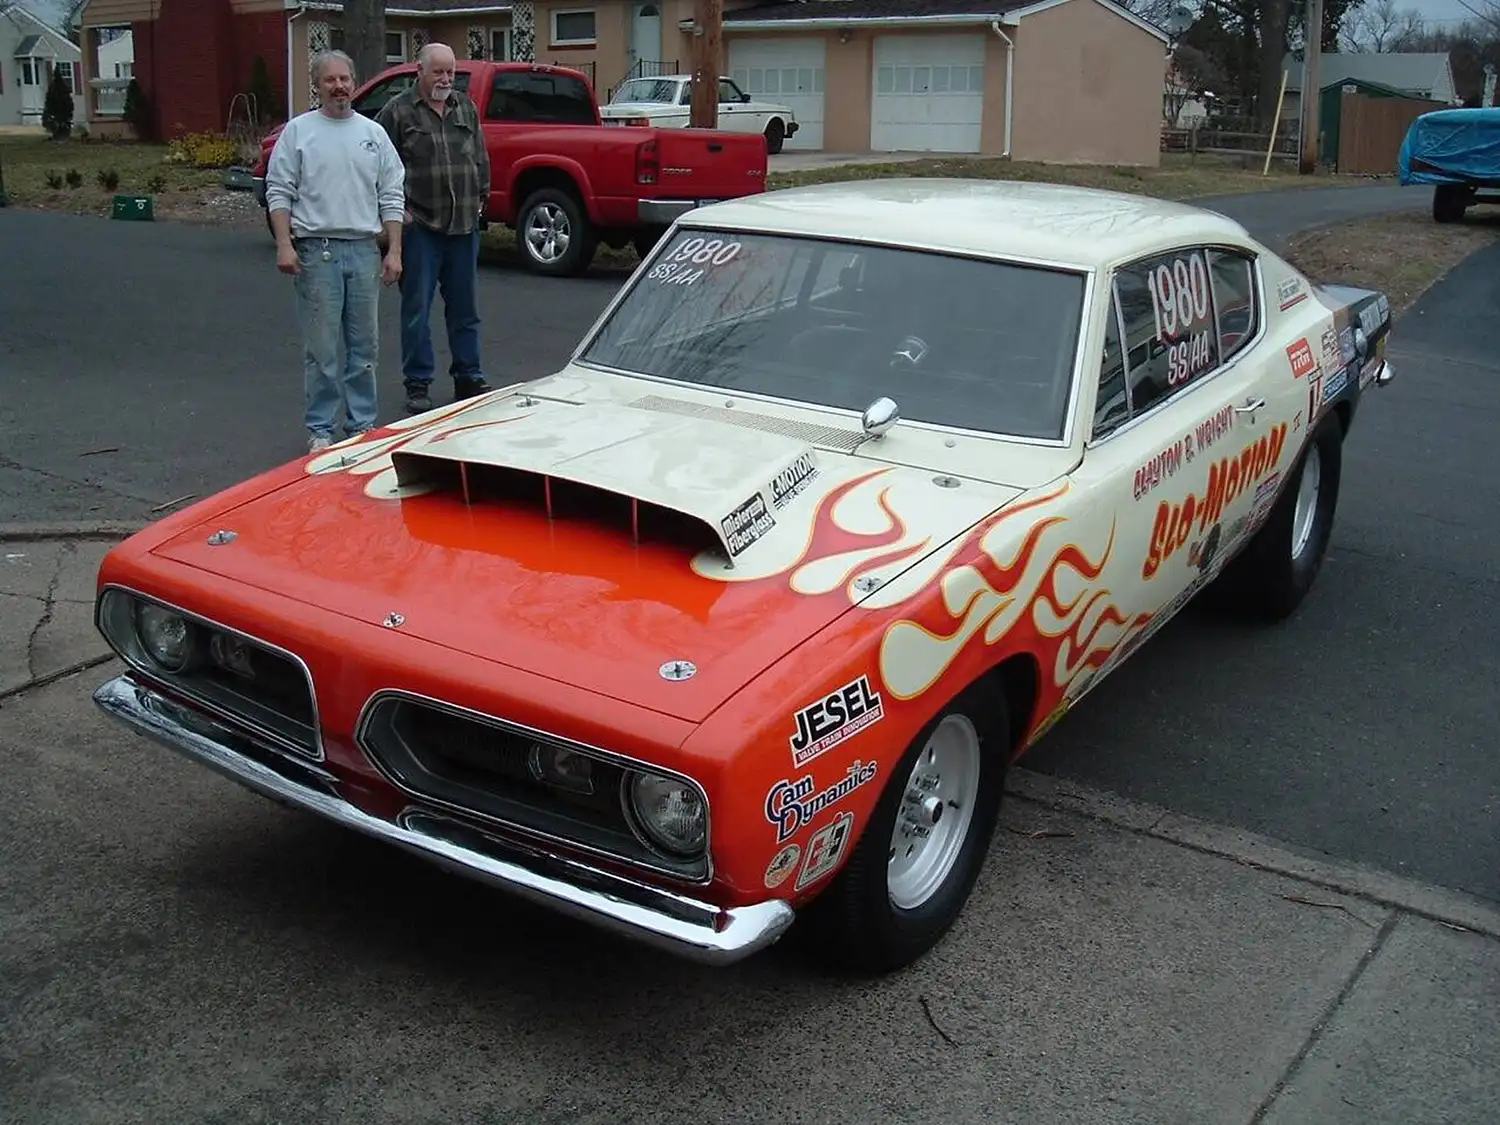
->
[1143,423,1288,579]
[789,674,885,768]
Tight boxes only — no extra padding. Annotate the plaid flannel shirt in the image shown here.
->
[376,86,491,236]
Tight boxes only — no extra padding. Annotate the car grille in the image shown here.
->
[357,694,709,883]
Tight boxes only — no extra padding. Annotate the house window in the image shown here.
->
[490,28,513,60]
[386,30,408,63]
[550,9,596,46]
[56,62,79,93]
[20,58,39,85]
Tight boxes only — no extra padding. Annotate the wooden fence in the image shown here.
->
[1335,91,1448,174]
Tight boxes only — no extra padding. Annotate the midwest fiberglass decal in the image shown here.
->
[721,492,775,557]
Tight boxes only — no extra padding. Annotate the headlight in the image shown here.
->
[624,772,707,857]
[134,602,203,672]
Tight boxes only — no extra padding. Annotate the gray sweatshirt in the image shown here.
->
[264,109,407,240]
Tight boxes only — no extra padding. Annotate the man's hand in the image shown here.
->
[276,241,300,276]
[404,208,413,225]
[381,250,403,286]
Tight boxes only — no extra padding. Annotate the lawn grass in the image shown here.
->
[1282,209,1500,317]
[0,134,227,218]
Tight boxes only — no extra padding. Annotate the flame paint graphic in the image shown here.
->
[877,482,1152,703]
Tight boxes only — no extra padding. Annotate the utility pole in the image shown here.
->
[1299,0,1323,174]
[689,0,722,129]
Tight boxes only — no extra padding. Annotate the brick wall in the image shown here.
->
[125,0,287,138]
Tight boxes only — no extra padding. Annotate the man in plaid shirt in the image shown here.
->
[376,42,494,414]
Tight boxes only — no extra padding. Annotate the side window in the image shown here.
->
[485,71,598,123]
[1093,290,1130,437]
[719,78,743,104]
[1207,248,1259,360]
[1114,247,1221,416]
[355,75,416,117]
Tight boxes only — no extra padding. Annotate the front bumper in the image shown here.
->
[93,675,796,966]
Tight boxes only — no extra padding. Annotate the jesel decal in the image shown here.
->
[1143,423,1288,580]
[789,674,885,769]
[765,760,879,844]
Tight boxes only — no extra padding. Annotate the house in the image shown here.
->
[75,0,1167,164]
[0,0,86,128]
[1276,50,1458,125]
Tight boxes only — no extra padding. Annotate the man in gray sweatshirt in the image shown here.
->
[265,49,407,452]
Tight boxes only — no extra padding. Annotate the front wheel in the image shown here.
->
[1433,184,1469,223]
[797,683,1008,975]
[1216,415,1343,621]
[764,119,786,155]
[516,187,597,276]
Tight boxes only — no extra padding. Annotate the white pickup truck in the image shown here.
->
[601,74,800,153]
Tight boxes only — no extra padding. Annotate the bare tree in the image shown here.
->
[340,0,388,86]
[1340,0,1427,51]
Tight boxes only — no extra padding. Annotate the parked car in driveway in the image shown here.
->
[251,60,768,274]
[601,74,799,153]
[1399,105,1500,223]
[91,179,1396,975]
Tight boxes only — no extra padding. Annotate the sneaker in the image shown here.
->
[454,376,493,401]
[308,433,334,452]
[405,385,433,414]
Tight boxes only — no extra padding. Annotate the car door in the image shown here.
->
[1064,242,1290,691]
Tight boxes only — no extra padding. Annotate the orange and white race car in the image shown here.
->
[91,180,1396,975]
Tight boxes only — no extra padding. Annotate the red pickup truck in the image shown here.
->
[252,60,768,276]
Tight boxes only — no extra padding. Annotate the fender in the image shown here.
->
[499,153,600,224]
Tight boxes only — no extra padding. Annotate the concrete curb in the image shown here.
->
[1006,768,1500,941]
[0,521,146,542]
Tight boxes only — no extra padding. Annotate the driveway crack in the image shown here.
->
[25,542,72,680]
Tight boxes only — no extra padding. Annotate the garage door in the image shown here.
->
[728,37,826,150]
[871,34,986,153]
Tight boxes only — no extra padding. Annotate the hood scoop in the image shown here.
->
[387,396,826,567]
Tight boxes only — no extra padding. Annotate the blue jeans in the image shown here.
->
[292,236,381,438]
[399,224,483,388]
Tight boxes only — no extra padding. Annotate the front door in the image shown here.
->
[1064,241,1296,701]
[630,4,661,69]
[19,57,48,120]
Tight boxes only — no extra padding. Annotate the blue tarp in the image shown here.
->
[1398,107,1500,185]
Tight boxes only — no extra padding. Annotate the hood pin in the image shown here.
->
[207,530,237,546]
[383,612,406,629]
[659,659,697,682]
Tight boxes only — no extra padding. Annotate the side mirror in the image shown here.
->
[740,93,750,103]
[861,397,900,439]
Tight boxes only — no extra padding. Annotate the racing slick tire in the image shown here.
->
[516,187,597,277]
[795,681,1009,976]
[1217,414,1343,622]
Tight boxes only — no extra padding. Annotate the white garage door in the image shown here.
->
[871,34,986,153]
[728,37,826,150]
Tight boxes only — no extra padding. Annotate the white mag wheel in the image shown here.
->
[1291,440,1323,561]
[887,713,982,911]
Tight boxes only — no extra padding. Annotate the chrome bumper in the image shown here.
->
[93,675,795,966]
[637,198,703,225]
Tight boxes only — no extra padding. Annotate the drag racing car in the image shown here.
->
[90,179,1396,976]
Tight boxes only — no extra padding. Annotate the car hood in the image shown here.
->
[600,101,684,115]
[148,377,1027,724]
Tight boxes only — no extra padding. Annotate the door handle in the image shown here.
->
[708,142,723,152]
[1233,398,1266,414]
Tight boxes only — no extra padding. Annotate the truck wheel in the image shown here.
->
[795,682,1008,976]
[517,187,596,276]
[1433,184,1468,223]
[764,119,786,155]
[1216,415,1343,622]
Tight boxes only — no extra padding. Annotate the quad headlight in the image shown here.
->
[133,601,206,673]
[623,771,708,857]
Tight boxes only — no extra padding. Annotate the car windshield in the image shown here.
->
[611,78,680,104]
[579,229,1088,441]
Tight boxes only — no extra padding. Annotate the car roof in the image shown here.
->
[681,178,1256,271]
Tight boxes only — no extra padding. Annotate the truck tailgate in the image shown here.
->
[652,129,767,200]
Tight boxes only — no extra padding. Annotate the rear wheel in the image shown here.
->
[1433,184,1469,223]
[1215,415,1343,621]
[797,683,1008,975]
[516,187,597,276]
[764,119,786,155]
